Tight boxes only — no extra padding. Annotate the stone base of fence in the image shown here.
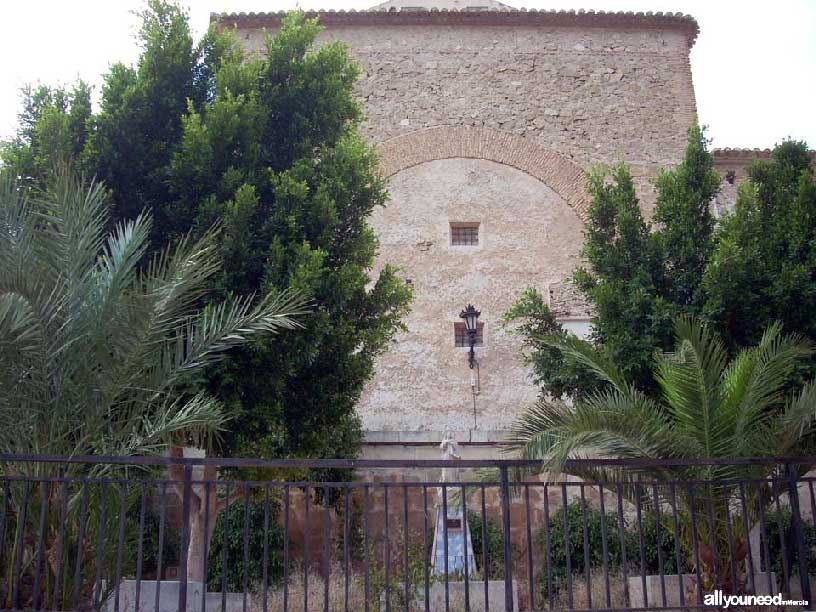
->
[104,580,249,612]
[627,572,778,608]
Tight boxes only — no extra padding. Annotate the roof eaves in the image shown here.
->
[211,8,700,47]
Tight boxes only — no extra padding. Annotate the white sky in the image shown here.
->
[1,0,814,149]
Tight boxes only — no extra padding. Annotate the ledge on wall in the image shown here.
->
[364,430,513,445]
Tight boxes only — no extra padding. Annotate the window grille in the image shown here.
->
[450,223,479,246]
[454,322,484,347]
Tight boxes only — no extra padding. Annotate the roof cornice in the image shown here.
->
[212,9,700,47]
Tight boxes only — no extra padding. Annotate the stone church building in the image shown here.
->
[216,2,761,459]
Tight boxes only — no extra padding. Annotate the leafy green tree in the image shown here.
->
[703,141,816,355]
[511,316,816,592]
[2,3,412,468]
[0,167,305,607]
[168,13,412,468]
[83,0,221,247]
[506,125,721,399]
[1,82,92,186]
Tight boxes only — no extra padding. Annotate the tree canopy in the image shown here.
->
[1,2,412,468]
[506,126,815,401]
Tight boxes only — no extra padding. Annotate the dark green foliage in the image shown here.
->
[538,502,688,600]
[626,508,688,576]
[207,498,284,592]
[2,82,92,186]
[1,2,412,471]
[703,141,816,384]
[539,502,624,587]
[761,508,816,580]
[125,506,181,578]
[467,510,507,579]
[503,289,598,401]
[508,125,816,402]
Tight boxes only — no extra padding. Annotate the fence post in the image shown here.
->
[500,466,514,611]
[786,463,811,604]
[178,464,193,612]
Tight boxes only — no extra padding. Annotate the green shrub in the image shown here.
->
[626,508,689,575]
[207,499,284,592]
[468,510,507,580]
[762,508,816,578]
[536,501,689,602]
[125,504,180,579]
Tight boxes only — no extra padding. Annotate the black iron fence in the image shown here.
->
[0,454,814,611]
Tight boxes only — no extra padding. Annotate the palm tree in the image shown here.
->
[0,168,307,605]
[510,316,816,593]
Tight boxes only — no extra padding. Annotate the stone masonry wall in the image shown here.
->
[235,18,697,213]
[228,13,698,443]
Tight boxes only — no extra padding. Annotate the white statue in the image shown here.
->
[438,431,461,503]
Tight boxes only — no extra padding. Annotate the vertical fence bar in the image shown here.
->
[500,467,514,612]
[598,485,611,609]
[580,484,592,610]
[525,485,535,611]
[462,484,470,612]
[687,485,704,604]
[756,486,774,596]
[404,484,410,612]
[71,479,88,609]
[423,484,430,612]
[669,484,686,607]
[651,483,667,607]
[113,484,128,612]
[560,483,573,609]
[11,480,30,610]
[262,485,270,612]
[705,491,722,592]
[31,480,49,610]
[543,484,553,610]
[722,490,738,595]
[156,481,168,612]
[202,481,211,612]
[93,481,109,610]
[442,484,449,612]
[344,487,351,612]
[738,483,756,595]
[385,484,392,612]
[135,482,147,612]
[0,482,8,577]
[243,484,251,612]
[481,485,489,612]
[787,463,812,603]
[284,484,290,612]
[304,485,310,612]
[323,485,330,612]
[51,480,70,611]
[179,465,193,612]
[363,484,370,612]
[616,484,630,608]
[634,484,647,608]
[222,482,231,612]
[772,478,791,598]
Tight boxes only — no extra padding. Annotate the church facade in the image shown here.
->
[216,3,757,458]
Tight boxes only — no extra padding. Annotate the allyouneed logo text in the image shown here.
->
[704,590,809,608]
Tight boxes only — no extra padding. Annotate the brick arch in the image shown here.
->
[376,126,591,221]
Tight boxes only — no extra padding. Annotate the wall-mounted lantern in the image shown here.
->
[459,304,481,369]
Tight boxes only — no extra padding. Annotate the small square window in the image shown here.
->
[454,322,484,347]
[450,223,479,246]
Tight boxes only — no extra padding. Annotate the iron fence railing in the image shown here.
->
[0,454,814,611]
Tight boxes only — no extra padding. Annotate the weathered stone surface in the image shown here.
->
[227,10,699,446]
[359,158,584,433]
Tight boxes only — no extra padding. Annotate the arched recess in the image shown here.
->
[376,126,591,222]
